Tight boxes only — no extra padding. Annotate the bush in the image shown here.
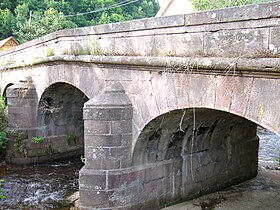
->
[0,97,7,161]
[0,97,7,132]
[192,0,278,11]
[0,180,6,199]
[0,132,7,150]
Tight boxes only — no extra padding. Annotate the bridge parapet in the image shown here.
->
[1,1,280,69]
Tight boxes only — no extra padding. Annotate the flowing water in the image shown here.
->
[0,128,280,209]
[0,158,83,209]
[258,128,280,166]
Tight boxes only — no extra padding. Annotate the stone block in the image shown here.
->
[85,158,120,170]
[245,78,280,132]
[150,73,170,114]
[7,98,37,107]
[84,134,122,147]
[25,147,49,157]
[8,106,35,115]
[110,146,131,159]
[84,120,111,135]
[134,80,160,119]
[204,28,269,57]
[111,120,132,134]
[185,2,280,26]
[79,189,114,208]
[108,178,145,206]
[93,14,184,35]
[85,147,110,160]
[83,107,133,121]
[79,168,106,191]
[107,167,145,190]
[121,134,132,147]
[8,112,37,128]
[172,73,190,109]
[229,77,255,117]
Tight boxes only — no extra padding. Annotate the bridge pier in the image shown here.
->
[6,78,38,129]
[80,83,135,209]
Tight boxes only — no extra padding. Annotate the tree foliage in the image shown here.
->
[0,0,159,43]
[192,0,278,11]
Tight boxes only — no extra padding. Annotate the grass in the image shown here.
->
[31,137,45,144]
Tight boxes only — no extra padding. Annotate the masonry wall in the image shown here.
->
[1,1,280,68]
[80,107,259,209]
[5,134,83,164]
[5,79,88,164]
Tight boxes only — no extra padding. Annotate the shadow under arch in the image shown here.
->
[37,82,89,141]
[2,83,14,106]
[132,108,259,202]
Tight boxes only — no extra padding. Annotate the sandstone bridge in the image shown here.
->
[1,2,280,209]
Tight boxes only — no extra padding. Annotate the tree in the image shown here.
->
[0,8,14,40]
[191,0,278,11]
[0,0,160,43]
[14,5,77,43]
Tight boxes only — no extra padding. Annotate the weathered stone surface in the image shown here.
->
[84,121,111,135]
[79,168,106,191]
[5,134,84,164]
[83,107,133,121]
[83,83,133,172]
[84,83,132,108]
[6,79,38,129]
[204,28,269,57]
[185,2,280,26]
[79,189,114,209]
[270,27,280,54]
[245,78,280,132]
[133,108,258,208]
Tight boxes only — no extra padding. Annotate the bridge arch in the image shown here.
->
[37,82,89,137]
[132,108,258,165]
[132,107,259,201]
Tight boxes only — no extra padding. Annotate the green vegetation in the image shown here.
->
[191,0,278,11]
[67,133,77,142]
[0,180,6,199]
[80,155,86,164]
[0,0,159,43]
[47,47,54,57]
[0,132,7,151]
[0,97,7,160]
[12,130,23,152]
[0,97,7,132]
[31,137,45,144]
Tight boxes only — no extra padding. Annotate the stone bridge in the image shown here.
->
[1,1,280,209]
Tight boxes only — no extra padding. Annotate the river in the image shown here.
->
[0,128,279,209]
[0,158,83,209]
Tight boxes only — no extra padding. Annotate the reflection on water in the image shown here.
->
[0,158,83,209]
[0,128,279,209]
